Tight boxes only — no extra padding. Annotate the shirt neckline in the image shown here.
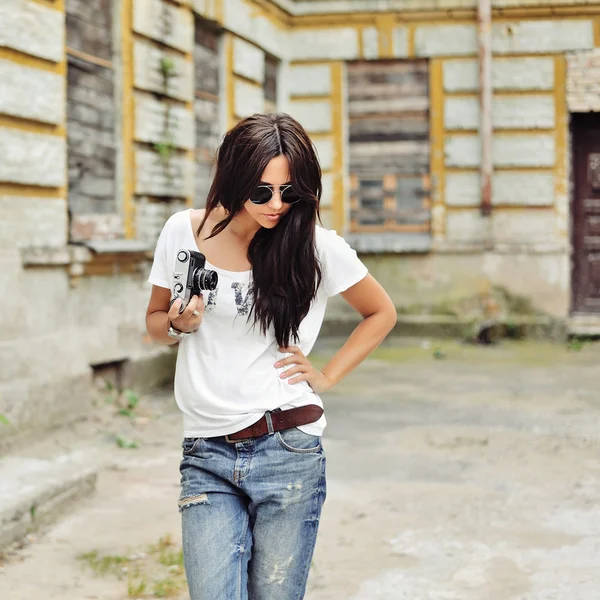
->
[186,208,252,278]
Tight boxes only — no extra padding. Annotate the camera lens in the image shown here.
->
[198,269,219,290]
[194,268,218,291]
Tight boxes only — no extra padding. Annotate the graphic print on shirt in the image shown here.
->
[205,286,219,313]
[232,282,254,317]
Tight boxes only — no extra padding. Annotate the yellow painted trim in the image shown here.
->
[244,0,291,30]
[0,47,62,72]
[214,0,224,26]
[376,15,395,59]
[226,35,236,128]
[494,89,556,98]
[429,59,445,237]
[0,183,65,197]
[445,127,556,135]
[357,25,365,59]
[330,62,345,232]
[407,23,416,58]
[594,18,600,47]
[0,116,65,136]
[429,53,565,65]
[415,52,580,61]
[289,94,332,102]
[30,0,65,9]
[445,89,555,98]
[444,166,555,174]
[122,0,136,239]
[290,58,348,66]
[554,55,567,208]
[497,165,556,173]
[309,132,334,141]
[233,73,264,89]
[292,9,600,28]
[445,205,556,213]
[446,129,558,138]
[495,129,557,137]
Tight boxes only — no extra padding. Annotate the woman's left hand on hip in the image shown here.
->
[275,346,333,394]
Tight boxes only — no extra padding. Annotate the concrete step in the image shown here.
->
[0,388,179,553]
[569,314,600,336]
[320,314,567,340]
[0,448,105,550]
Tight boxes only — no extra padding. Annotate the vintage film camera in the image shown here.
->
[171,249,218,313]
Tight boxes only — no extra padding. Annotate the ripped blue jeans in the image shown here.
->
[178,427,327,600]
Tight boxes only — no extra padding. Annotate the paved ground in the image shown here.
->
[1,338,600,599]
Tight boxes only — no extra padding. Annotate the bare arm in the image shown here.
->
[320,274,397,386]
[145,285,205,345]
[277,274,397,392]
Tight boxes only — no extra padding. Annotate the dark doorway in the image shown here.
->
[571,112,600,314]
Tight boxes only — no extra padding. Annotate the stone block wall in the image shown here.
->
[131,0,196,242]
[0,0,175,447]
[0,1,73,438]
[194,20,221,208]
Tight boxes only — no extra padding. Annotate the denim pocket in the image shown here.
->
[181,437,204,455]
[275,427,322,454]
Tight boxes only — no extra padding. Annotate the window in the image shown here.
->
[347,60,431,252]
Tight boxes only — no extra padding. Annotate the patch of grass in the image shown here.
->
[148,534,184,569]
[78,550,130,578]
[148,534,175,554]
[117,389,140,418]
[153,576,184,598]
[0,413,10,426]
[116,434,140,449]
[567,337,586,352]
[432,347,446,360]
[158,547,184,569]
[127,577,147,597]
[78,534,188,598]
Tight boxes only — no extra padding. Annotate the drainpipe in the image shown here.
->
[478,0,493,217]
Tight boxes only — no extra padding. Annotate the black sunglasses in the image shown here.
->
[249,184,302,205]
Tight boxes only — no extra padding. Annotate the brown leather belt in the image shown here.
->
[224,404,324,443]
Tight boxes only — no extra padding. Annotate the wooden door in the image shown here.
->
[347,60,430,237]
[571,113,600,314]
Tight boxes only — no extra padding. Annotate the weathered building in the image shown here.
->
[1,0,600,443]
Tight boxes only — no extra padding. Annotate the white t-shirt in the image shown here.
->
[148,208,368,438]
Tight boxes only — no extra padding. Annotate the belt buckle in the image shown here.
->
[225,434,252,443]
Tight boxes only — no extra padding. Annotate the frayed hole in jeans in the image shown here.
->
[178,493,210,512]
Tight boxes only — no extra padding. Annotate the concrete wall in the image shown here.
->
[327,249,570,320]
[567,48,600,113]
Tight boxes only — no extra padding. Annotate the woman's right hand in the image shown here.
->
[168,294,205,333]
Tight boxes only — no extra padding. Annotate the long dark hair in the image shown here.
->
[197,113,323,347]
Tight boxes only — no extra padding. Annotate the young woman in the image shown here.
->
[145,113,396,600]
